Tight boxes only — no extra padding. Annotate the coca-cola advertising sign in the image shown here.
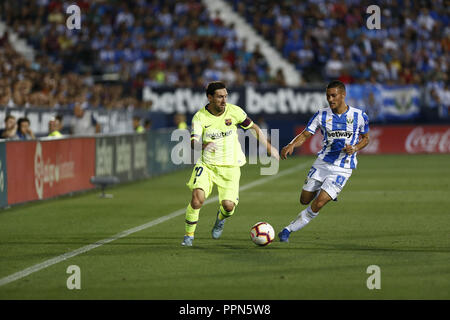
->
[295,125,450,155]
[405,127,450,153]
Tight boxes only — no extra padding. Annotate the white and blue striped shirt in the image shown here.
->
[306,105,369,169]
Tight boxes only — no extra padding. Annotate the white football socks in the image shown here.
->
[286,206,318,232]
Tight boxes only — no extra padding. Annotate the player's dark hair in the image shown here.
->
[327,80,346,93]
[206,81,226,97]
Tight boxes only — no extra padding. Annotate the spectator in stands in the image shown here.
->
[70,103,101,135]
[429,87,449,119]
[174,113,187,129]
[325,52,344,80]
[12,79,32,107]
[1,0,283,93]
[55,114,64,133]
[272,68,287,86]
[0,0,447,121]
[0,84,14,107]
[227,0,447,87]
[133,116,144,133]
[16,117,35,140]
[144,119,152,131]
[0,115,18,140]
[48,116,63,137]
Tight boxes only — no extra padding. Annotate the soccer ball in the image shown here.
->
[250,222,275,246]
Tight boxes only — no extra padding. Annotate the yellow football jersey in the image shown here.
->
[190,103,253,167]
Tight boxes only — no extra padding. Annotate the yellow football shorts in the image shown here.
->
[186,161,240,205]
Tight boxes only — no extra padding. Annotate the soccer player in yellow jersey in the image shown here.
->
[182,81,279,246]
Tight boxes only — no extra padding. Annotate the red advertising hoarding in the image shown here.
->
[6,138,95,205]
[295,125,450,155]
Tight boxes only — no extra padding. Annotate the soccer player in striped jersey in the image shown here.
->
[278,80,370,242]
[182,81,279,246]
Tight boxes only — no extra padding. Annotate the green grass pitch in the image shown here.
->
[0,154,449,299]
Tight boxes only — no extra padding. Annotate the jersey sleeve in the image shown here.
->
[235,105,253,130]
[190,113,202,142]
[360,112,369,134]
[305,111,320,134]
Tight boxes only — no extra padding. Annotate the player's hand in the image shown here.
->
[268,145,280,160]
[203,142,217,152]
[342,144,356,155]
[280,144,294,160]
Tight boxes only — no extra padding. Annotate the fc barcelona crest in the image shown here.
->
[225,119,232,126]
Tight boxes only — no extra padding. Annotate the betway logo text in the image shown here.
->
[327,131,354,139]
[143,87,327,114]
[142,88,239,113]
[245,87,326,114]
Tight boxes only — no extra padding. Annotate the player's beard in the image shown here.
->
[329,101,344,112]
[213,102,226,114]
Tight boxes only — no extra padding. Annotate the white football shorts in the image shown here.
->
[303,158,353,200]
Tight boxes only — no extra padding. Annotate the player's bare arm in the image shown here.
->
[280,130,313,160]
[248,122,280,160]
[342,132,370,155]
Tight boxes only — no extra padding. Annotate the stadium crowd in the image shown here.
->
[228,0,448,84]
[0,32,147,110]
[0,0,448,115]
[0,0,286,110]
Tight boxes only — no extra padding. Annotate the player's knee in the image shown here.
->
[191,196,204,209]
[191,189,205,209]
[191,199,203,209]
[300,195,311,205]
[300,192,314,205]
[221,200,235,213]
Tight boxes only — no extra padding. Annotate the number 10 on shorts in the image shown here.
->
[193,166,203,184]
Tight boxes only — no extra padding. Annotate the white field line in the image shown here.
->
[0,162,308,287]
